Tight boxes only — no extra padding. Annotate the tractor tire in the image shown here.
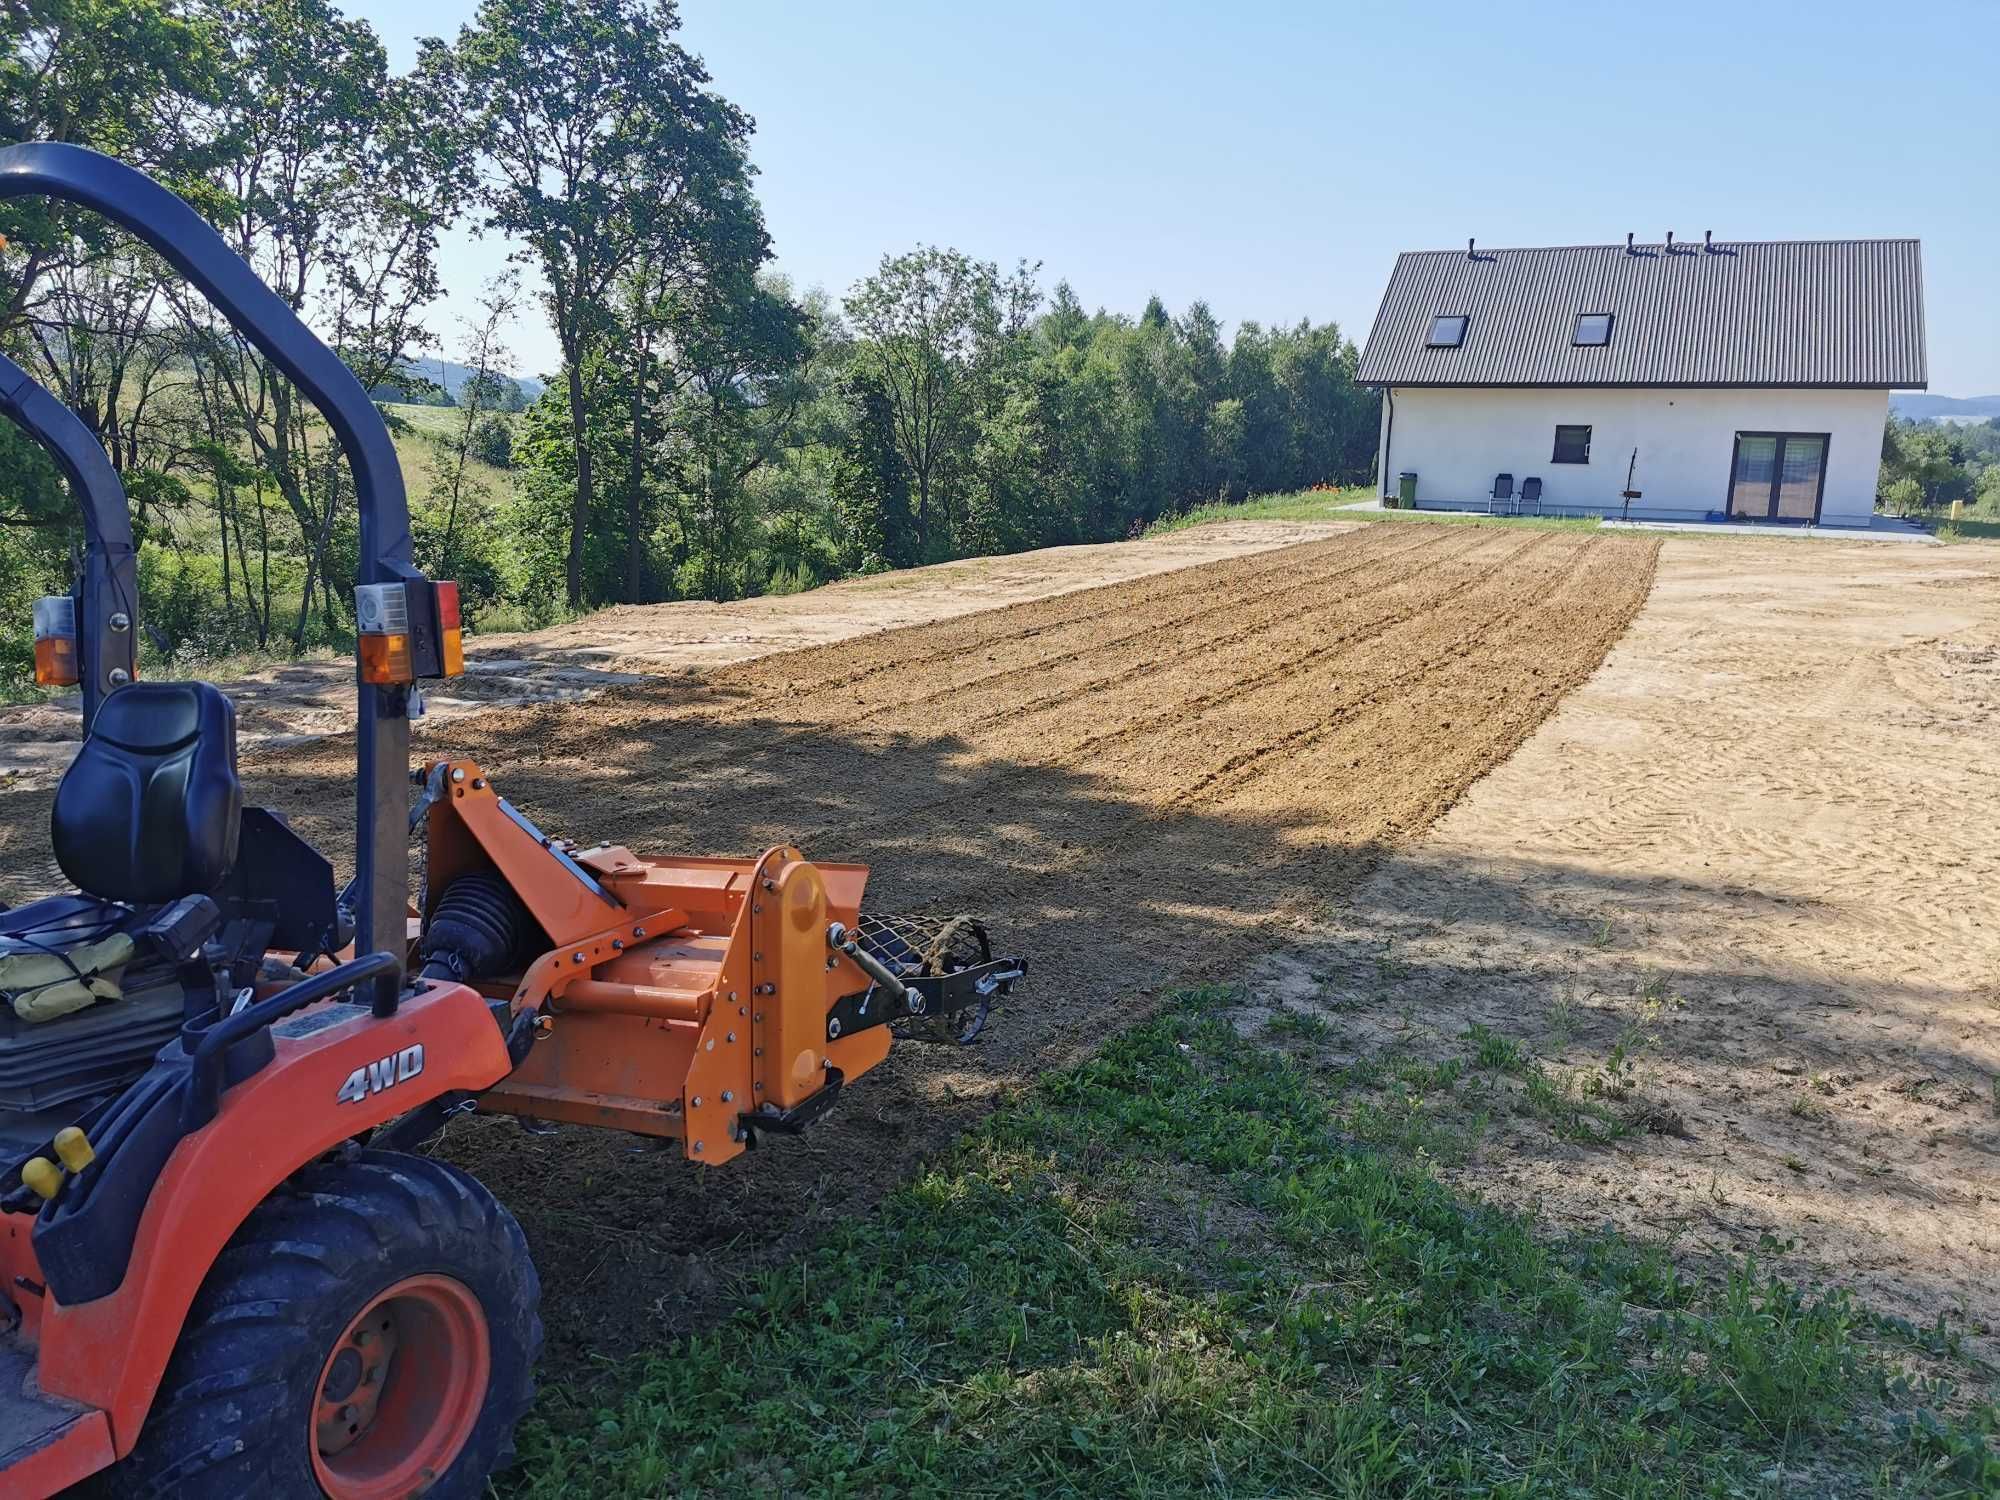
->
[103,1148,540,1499]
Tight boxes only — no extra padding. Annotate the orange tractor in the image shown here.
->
[0,144,1022,1497]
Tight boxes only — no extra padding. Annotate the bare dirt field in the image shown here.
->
[0,518,1352,783]
[1251,536,2000,1359]
[0,523,1657,1375]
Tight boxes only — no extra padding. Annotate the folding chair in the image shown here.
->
[1518,476,1544,515]
[1487,473,1514,515]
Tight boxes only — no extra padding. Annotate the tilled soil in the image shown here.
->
[0,524,1660,1377]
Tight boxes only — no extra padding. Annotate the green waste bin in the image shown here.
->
[1397,471,1418,509]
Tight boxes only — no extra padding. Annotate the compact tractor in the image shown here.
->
[0,144,1023,1497]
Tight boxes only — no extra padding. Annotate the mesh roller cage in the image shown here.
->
[853,914,997,1044]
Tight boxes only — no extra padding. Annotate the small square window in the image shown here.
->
[1553,424,1592,464]
[1573,313,1613,346]
[1427,315,1467,347]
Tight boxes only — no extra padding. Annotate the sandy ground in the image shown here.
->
[0,520,1351,783]
[0,524,1658,1375]
[1250,536,2000,1358]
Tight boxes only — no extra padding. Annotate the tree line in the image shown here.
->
[0,0,1377,690]
[1878,416,2000,516]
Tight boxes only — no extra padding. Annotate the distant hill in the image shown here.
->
[371,358,546,408]
[1891,393,2000,422]
[407,357,546,403]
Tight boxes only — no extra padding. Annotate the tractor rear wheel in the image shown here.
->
[108,1148,540,1499]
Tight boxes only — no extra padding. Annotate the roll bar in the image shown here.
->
[0,351,138,727]
[0,142,418,1006]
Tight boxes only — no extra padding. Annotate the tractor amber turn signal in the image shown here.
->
[355,581,415,684]
[32,595,78,687]
[33,635,78,687]
[360,631,414,685]
[436,579,465,676]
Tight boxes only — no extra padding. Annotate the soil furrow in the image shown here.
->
[768,521,1451,701]
[1164,535,1609,810]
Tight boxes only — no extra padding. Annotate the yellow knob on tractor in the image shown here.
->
[21,1157,61,1200]
[53,1126,94,1173]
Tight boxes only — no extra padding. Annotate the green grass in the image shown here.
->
[505,989,1997,1497]
[1147,487,1604,535]
[1144,485,1377,530]
[1934,517,2000,544]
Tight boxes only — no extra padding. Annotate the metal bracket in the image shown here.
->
[495,798,624,908]
[825,958,1025,1042]
[738,1065,845,1139]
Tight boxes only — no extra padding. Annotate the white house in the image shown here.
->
[1355,235,1927,525]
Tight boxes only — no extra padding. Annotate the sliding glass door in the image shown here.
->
[1729,432,1828,522]
[1774,436,1827,520]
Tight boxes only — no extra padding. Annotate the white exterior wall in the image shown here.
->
[1380,386,1889,525]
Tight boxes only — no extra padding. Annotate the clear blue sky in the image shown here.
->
[349,0,1998,396]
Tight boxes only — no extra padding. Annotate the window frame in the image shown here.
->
[1426,314,1468,348]
[1572,312,1614,347]
[1551,424,1592,464]
[1726,430,1831,523]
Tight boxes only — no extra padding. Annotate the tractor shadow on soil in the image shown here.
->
[227,711,1446,1378]
[1252,849,2000,1360]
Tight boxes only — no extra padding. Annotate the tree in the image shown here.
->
[442,0,759,608]
[418,272,520,615]
[658,272,810,599]
[1880,418,1971,510]
[830,371,913,571]
[0,0,223,327]
[844,246,1038,556]
[163,0,466,650]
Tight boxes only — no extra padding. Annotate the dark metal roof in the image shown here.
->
[1356,238,1926,389]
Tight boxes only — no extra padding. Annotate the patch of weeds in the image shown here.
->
[1622,1099,1689,1138]
[1784,1153,1809,1173]
[1584,992,1677,1105]
[1263,1007,1331,1042]
[1893,1404,2000,1492]
[1589,915,1617,949]
[1659,1262,1868,1437]
[1519,1062,1629,1143]
[1463,1021,1524,1072]
[1789,1093,1830,1121]
[1585,1034,1641,1101]
[1545,991,1578,1046]
[1866,1307,1969,1361]
[1381,1055,1466,1095]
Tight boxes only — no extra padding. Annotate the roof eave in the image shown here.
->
[1361,378,1928,391]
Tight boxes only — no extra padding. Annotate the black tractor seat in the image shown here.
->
[0,683,243,1111]
[50,680,242,906]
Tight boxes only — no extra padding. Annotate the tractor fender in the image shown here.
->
[32,979,511,1456]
